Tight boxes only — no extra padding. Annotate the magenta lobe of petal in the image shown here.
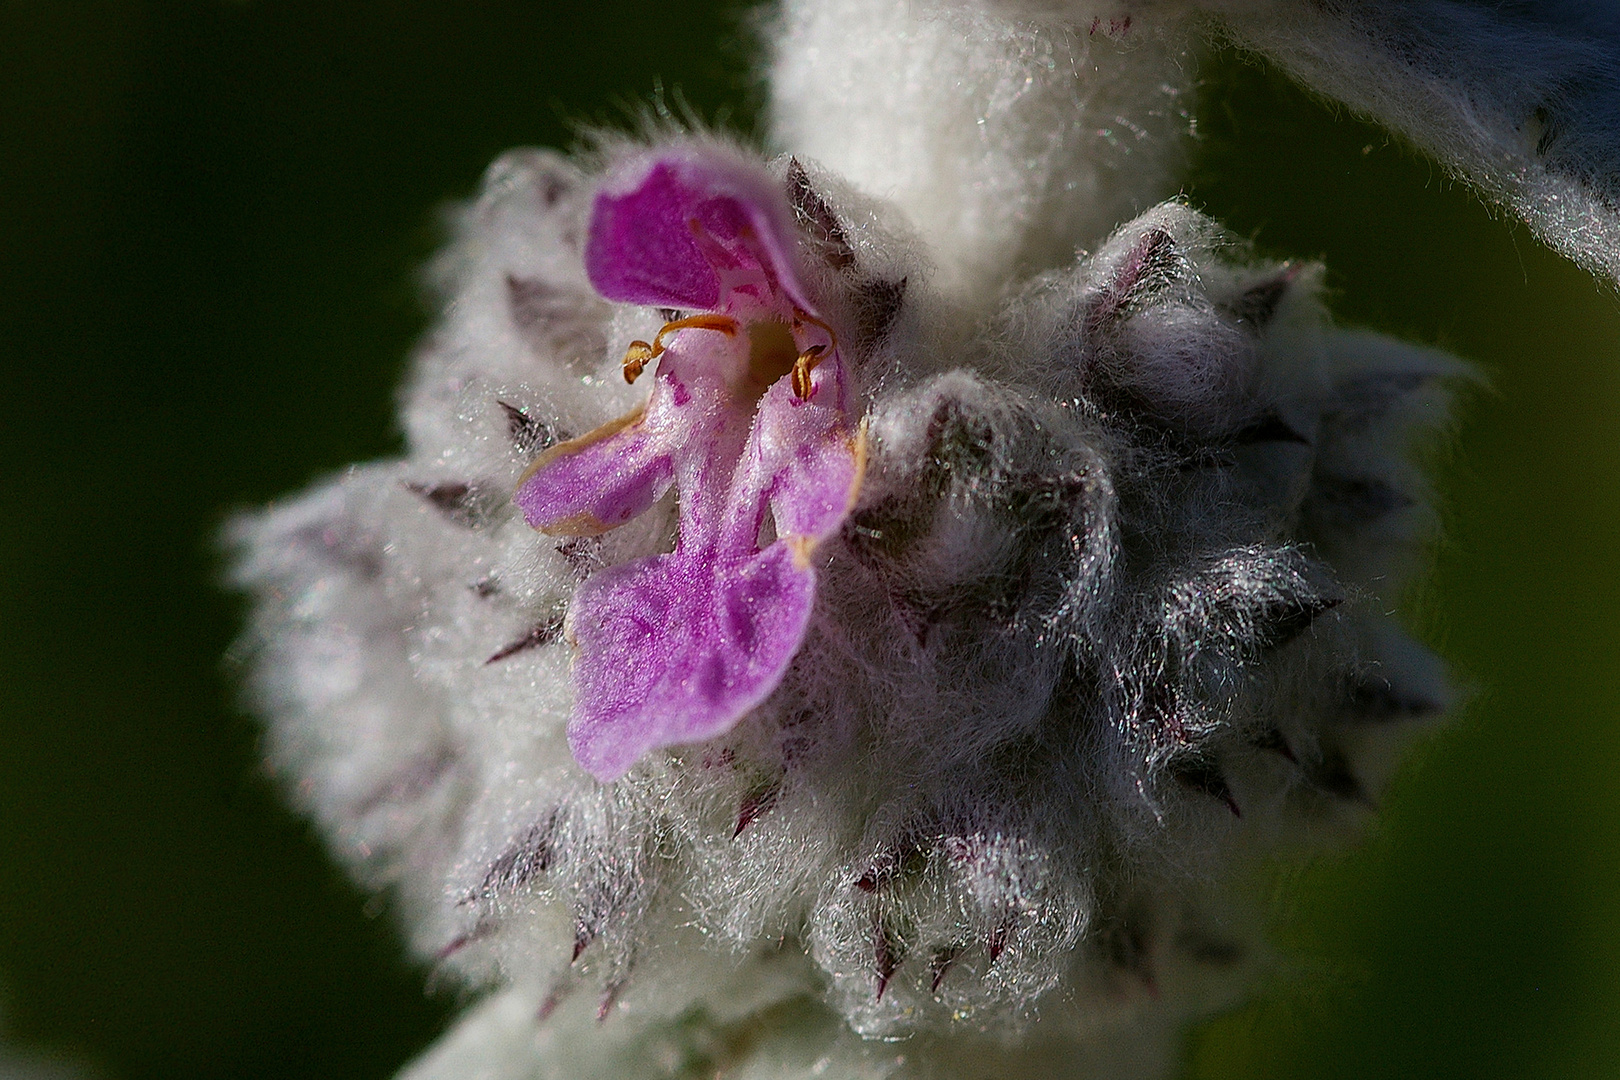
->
[514,408,674,537]
[752,383,863,547]
[566,544,816,781]
[585,149,814,315]
[771,434,860,547]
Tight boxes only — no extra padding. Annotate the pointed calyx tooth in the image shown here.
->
[855,835,929,893]
[536,978,573,1022]
[872,914,903,999]
[1103,917,1159,998]
[1231,410,1311,446]
[1251,726,1299,764]
[286,520,383,579]
[1324,369,1437,431]
[1224,263,1300,331]
[928,944,965,992]
[1304,473,1414,533]
[504,273,607,357]
[498,399,558,456]
[568,866,639,966]
[733,780,782,838]
[986,918,1014,963]
[403,480,488,527]
[504,273,578,325]
[479,812,560,897]
[1169,547,1343,657]
[352,744,458,816]
[596,979,625,1023]
[1237,575,1341,654]
[1251,592,1343,652]
[1308,747,1375,808]
[435,921,495,961]
[1346,672,1447,720]
[485,613,566,664]
[785,157,855,270]
[1169,754,1242,818]
[1085,227,1178,336]
[855,275,907,348]
[572,919,596,964]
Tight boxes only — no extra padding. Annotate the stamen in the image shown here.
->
[620,314,740,383]
[793,309,840,352]
[658,313,742,342]
[789,310,840,401]
[621,340,657,383]
[791,344,825,400]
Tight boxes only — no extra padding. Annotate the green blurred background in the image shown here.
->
[3,3,1618,1078]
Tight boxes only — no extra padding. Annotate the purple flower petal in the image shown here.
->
[586,147,815,316]
[514,406,674,536]
[517,143,868,780]
[567,544,817,780]
[753,380,865,549]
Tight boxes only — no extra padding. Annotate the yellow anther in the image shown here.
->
[621,340,657,384]
[788,309,838,401]
[791,344,826,400]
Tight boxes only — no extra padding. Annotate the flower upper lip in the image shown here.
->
[585,146,818,315]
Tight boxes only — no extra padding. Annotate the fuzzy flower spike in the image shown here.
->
[514,146,864,780]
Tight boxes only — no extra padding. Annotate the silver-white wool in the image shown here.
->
[229,140,1460,1077]
[772,0,1620,292]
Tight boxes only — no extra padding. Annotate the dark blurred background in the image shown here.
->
[2,3,1618,1078]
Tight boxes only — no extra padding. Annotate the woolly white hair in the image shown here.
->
[1215,0,1620,287]
[772,0,1620,290]
[230,126,1463,1077]
[767,1,1198,302]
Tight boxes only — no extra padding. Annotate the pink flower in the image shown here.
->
[514,145,866,780]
